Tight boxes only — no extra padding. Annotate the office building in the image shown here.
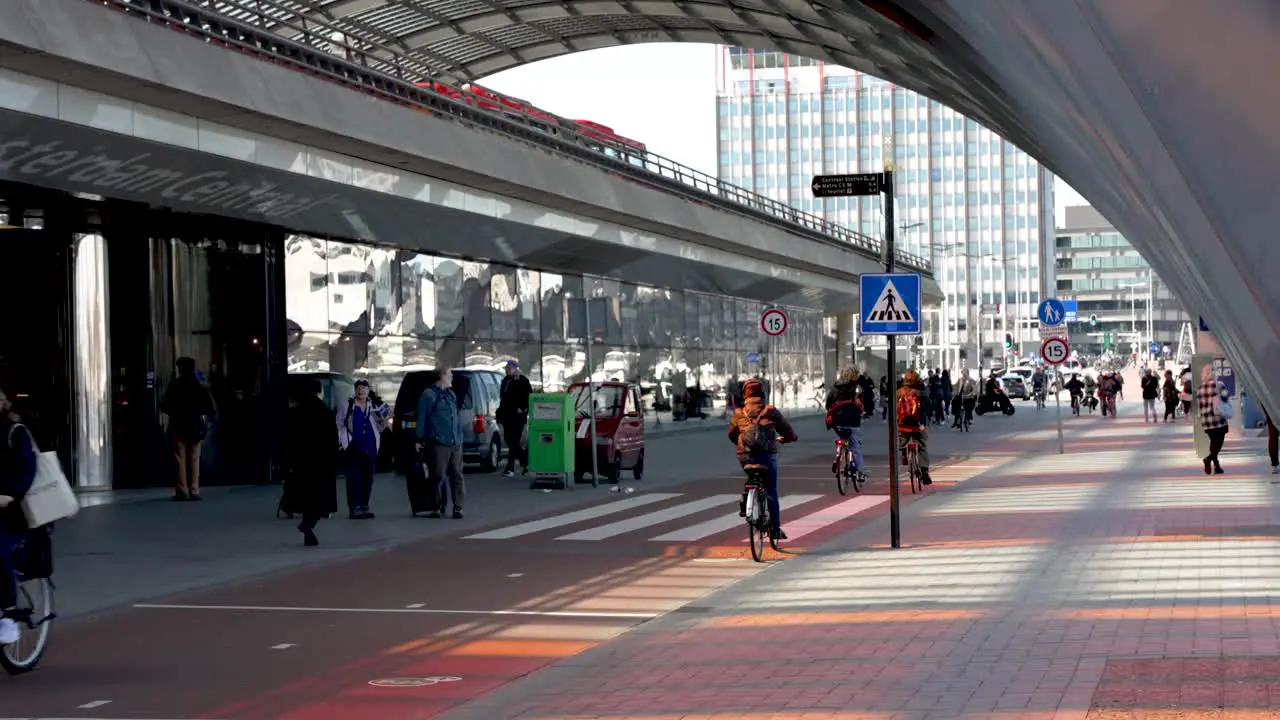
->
[715,46,1055,370]
[1054,205,1192,358]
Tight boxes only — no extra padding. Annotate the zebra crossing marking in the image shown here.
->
[651,494,824,542]
[463,493,682,540]
[743,495,889,542]
[557,495,739,541]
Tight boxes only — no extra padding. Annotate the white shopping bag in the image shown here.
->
[10,424,79,528]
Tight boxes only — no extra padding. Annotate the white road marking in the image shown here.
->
[557,495,738,541]
[270,643,296,650]
[651,494,824,542]
[750,495,889,542]
[405,603,425,608]
[462,493,682,540]
[134,603,657,620]
[506,573,524,578]
[78,701,113,709]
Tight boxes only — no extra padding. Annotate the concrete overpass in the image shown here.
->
[0,0,943,317]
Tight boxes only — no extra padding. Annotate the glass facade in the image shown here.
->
[1054,205,1191,357]
[715,47,1056,367]
[283,236,827,414]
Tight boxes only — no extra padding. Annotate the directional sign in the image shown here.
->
[859,273,921,335]
[1061,299,1079,323]
[1041,336,1070,365]
[1037,298,1066,327]
[811,173,882,198]
[746,352,762,364]
[760,308,788,337]
[1148,341,1161,354]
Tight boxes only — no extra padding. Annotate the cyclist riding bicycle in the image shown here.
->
[729,378,798,541]
[824,366,865,476]
[0,388,37,647]
[896,370,933,486]
[1065,373,1085,414]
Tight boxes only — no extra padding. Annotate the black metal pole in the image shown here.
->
[883,170,900,549]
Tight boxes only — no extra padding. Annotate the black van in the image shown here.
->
[393,368,507,473]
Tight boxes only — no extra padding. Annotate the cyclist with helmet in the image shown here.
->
[729,378,798,540]
[896,370,933,485]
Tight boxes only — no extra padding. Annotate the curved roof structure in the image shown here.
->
[215,0,1280,423]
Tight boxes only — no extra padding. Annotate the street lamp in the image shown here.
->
[1120,280,1152,357]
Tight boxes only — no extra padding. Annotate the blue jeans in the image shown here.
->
[346,451,377,513]
[739,453,781,532]
[0,526,19,610]
[834,426,864,471]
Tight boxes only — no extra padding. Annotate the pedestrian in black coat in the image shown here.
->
[285,380,339,546]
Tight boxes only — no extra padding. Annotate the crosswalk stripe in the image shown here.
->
[557,495,739,541]
[463,493,683,540]
[753,495,889,542]
[650,494,825,542]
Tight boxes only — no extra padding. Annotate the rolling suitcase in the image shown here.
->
[406,459,441,516]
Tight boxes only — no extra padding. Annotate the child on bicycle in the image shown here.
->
[825,366,865,476]
[896,370,933,485]
[729,378,798,540]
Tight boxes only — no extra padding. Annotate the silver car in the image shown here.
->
[1000,373,1030,400]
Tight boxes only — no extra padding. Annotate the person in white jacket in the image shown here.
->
[335,380,388,519]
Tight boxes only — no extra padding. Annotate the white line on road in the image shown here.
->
[404,603,425,608]
[506,573,524,578]
[651,494,823,542]
[557,495,738,541]
[134,603,658,620]
[463,493,682,540]
[77,701,113,710]
[270,643,296,650]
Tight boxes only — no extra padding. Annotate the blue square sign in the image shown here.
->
[860,273,922,335]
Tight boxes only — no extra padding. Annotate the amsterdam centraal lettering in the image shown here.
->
[0,139,335,219]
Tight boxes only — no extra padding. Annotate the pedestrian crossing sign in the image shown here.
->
[859,272,921,335]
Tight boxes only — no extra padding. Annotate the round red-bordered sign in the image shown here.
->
[1040,336,1070,365]
[760,308,789,337]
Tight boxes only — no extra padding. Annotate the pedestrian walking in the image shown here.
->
[284,379,338,546]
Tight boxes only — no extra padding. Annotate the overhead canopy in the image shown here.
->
[210,0,1028,150]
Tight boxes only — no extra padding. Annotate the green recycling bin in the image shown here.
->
[527,393,575,490]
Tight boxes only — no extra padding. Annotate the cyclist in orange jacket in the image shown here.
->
[896,369,933,485]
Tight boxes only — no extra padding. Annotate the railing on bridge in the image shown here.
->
[89,0,930,272]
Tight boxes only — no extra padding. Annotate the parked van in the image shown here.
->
[392,368,507,473]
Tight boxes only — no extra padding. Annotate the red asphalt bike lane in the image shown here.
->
[0,447,958,720]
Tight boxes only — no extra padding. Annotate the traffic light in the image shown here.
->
[1004,333,1013,349]
[1089,314,1098,328]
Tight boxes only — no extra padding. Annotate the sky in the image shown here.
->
[483,44,1088,226]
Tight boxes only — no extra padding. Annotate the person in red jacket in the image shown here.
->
[896,370,933,485]
[728,379,798,539]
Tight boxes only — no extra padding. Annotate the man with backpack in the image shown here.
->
[728,378,798,540]
[897,369,933,485]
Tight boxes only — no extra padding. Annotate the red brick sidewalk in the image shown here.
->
[442,412,1280,720]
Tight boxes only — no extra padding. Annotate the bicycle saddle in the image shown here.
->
[742,463,769,471]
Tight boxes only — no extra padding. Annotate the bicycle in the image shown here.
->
[1034,388,1045,410]
[742,464,781,562]
[832,435,865,496]
[903,439,923,494]
[2,527,56,675]
[1070,393,1081,416]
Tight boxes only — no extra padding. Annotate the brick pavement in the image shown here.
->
[441,406,1280,720]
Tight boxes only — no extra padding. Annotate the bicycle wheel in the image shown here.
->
[747,489,766,562]
[1,577,54,675]
[835,447,850,496]
[909,452,922,494]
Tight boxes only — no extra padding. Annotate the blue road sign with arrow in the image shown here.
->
[860,273,921,335]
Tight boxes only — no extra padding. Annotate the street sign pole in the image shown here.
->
[882,170,900,550]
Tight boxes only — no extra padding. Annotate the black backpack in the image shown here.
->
[740,409,779,455]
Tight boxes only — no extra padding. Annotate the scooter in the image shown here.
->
[975,388,1016,416]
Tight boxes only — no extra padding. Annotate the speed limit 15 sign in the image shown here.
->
[761,308,788,337]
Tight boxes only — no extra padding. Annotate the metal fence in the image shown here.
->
[89,0,930,272]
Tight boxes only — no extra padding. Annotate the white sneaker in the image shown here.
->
[502,470,515,478]
[0,617,20,645]
[1272,466,1278,475]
